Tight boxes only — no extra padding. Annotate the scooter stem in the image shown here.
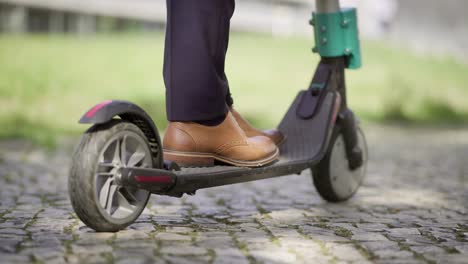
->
[316,0,340,13]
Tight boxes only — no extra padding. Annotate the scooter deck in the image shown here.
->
[164,90,338,196]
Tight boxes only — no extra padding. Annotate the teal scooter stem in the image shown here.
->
[313,0,362,69]
[308,0,364,171]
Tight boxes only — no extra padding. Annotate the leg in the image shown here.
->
[162,0,279,168]
[164,0,235,122]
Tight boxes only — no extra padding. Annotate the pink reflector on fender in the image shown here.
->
[85,100,113,118]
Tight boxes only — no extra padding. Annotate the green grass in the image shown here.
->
[0,33,467,146]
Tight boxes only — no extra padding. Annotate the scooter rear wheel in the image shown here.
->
[69,120,152,232]
[312,126,368,202]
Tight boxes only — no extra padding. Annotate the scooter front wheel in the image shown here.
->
[69,120,153,232]
[312,126,368,202]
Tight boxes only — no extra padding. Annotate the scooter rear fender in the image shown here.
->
[79,100,163,167]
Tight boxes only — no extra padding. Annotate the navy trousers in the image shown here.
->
[163,0,236,122]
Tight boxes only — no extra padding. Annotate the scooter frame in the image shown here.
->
[71,0,366,232]
[79,55,363,198]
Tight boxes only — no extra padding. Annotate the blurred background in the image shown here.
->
[0,0,467,146]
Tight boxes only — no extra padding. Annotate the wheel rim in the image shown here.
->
[329,128,368,199]
[94,130,151,222]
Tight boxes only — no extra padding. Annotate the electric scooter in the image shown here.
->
[69,0,368,232]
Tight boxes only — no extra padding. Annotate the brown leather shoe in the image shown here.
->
[163,112,279,167]
[230,108,285,145]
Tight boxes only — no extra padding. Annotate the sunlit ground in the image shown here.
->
[1,32,467,146]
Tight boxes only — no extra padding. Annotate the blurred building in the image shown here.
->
[0,0,466,59]
[0,0,316,35]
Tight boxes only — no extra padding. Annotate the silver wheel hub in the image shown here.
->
[94,131,152,220]
[329,128,368,200]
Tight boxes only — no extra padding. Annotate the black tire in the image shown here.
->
[312,125,368,202]
[68,120,153,232]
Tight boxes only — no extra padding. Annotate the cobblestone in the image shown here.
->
[0,126,467,263]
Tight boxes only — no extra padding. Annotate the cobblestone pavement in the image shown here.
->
[0,125,467,264]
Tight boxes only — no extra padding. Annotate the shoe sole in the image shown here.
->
[163,148,280,168]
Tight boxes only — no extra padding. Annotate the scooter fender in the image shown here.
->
[79,100,151,125]
[79,100,163,167]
